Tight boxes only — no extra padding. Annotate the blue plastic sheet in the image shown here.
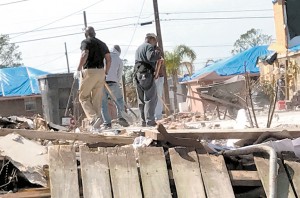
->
[182,45,272,82]
[289,44,300,52]
[0,66,49,97]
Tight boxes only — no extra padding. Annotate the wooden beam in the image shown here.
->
[0,128,134,145]
[229,170,261,186]
[0,188,50,198]
[145,128,300,141]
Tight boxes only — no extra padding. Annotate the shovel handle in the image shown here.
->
[104,83,138,119]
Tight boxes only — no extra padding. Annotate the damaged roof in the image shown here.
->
[182,45,272,82]
[0,66,49,97]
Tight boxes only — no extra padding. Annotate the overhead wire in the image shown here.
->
[161,16,274,22]
[13,23,136,44]
[0,0,29,6]
[160,9,273,15]
[6,15,140,35]
[11,0,104,39]
[122,0,146,59]
[12,15,273,44]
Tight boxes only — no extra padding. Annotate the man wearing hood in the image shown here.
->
[101,45,129,128]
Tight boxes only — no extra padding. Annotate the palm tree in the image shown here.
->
[164,45,196,112]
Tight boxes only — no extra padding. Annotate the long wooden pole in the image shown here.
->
[153,0,171,115]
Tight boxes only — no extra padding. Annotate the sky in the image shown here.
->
[0,0,275,73]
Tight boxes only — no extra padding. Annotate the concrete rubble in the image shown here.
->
[0,133,48,187]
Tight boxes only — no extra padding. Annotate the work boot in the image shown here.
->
[101,123,112,130]
[146,121,157,127]
[140,121,146,127]
[117,118,129,127]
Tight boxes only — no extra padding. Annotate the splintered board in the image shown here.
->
[107,147,142,198]
[198,153,235,198]
[138,147,172,198]
[80,146,112,198]
[48,145,80,198]
[282,158,300,197]
[254,156,296,198]
[169,147,206,198]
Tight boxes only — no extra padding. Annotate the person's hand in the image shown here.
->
[73,70,81,79]
[159,57,164,64]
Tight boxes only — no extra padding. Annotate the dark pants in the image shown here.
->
[135,72,157,125]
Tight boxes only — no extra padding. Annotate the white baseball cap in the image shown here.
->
[146,33,157,39]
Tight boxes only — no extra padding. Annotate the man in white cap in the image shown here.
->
[134,33,163,127]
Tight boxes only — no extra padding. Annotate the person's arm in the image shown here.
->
[104,53,111,75]
[117,60,124,83]
[146,45,161,62]
[77,50,89,71]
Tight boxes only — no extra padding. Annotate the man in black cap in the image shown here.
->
[134,33,163,127]
[74,26,111,129]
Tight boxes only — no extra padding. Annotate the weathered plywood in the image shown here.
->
[283,159,300,197]
[138,147,172,198]
[48,145,79,198]
[0,128,133,145]
[254,156,296,198]
[79,146,112,198]
[107,147,142,198]
[145,128,300,141]
[169,148,206,198]
[229,170,261,186]
[198,154,235,198]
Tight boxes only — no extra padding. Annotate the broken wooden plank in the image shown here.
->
[138,147,172,198]
[145,128,300,141]
[169,147,206,198]
[198,153,235,198]
[254,156,296,198]
[48,145,80,198]
[157,124,205,151]
[79,146,112,198]
[228,170,262,186]
[0,188,50,198]
[0,128,133,145]
[107,147,142,198]
[282,159,300,197]
[168,169,262,187]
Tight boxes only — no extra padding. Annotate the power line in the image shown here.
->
[12,15,273,44]
[11,0,104,39]
[13,23,136,44]
[122,0,146,58]
[6,16,140,35]
[162,16,274,21]
[5,13,273,36]
[161,9,273,15]
[0,0,29,6]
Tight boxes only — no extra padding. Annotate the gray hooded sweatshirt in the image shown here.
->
[105,47,123,83]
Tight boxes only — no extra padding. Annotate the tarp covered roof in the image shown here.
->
[0,66,49,97]
[182,45,272,82]
[289,43,300,52]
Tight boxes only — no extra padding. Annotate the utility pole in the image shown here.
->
[153,0,171,115]
[64,42,70,73]
[83,11,87,28]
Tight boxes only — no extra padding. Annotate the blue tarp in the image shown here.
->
[182,45,272,82]
[289,44,300,52]
[0,66,49,97]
